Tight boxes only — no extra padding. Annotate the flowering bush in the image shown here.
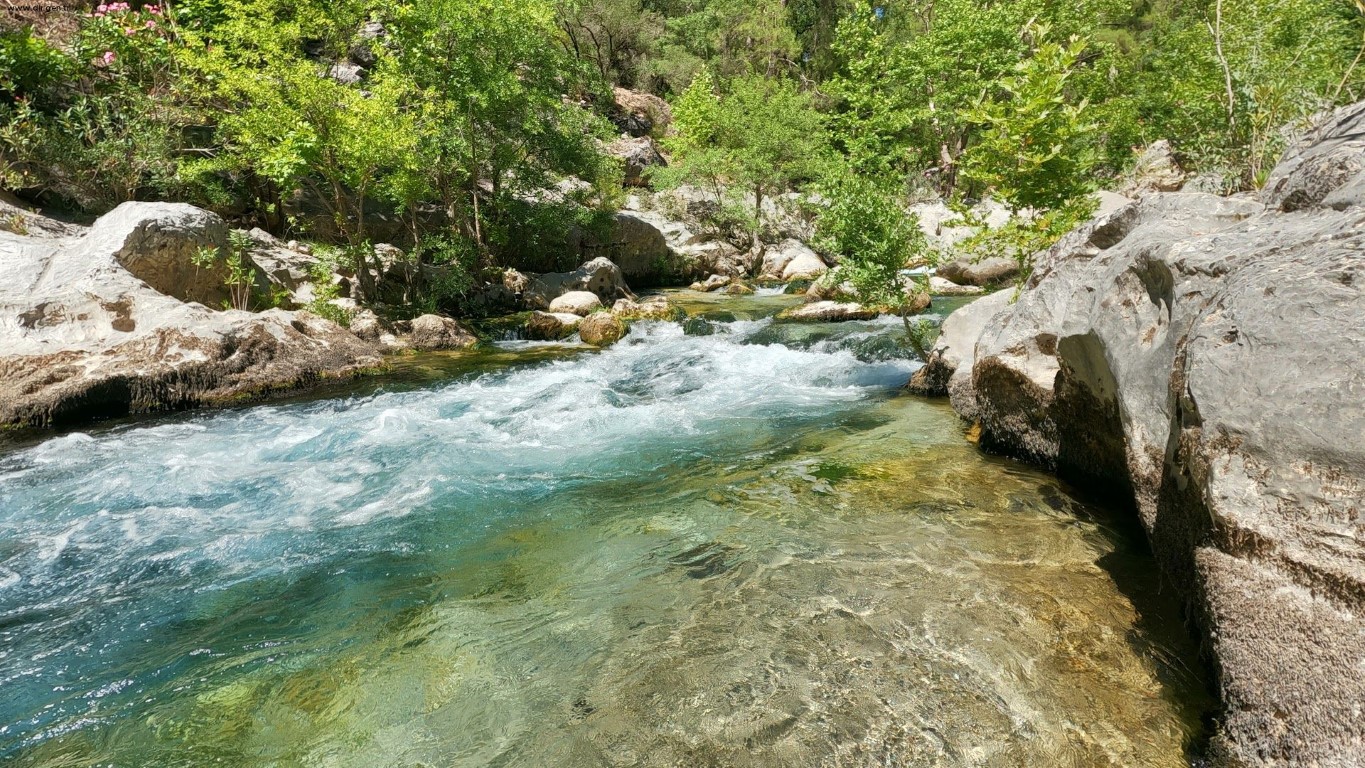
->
[78,2,173,84]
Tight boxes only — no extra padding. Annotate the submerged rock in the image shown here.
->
[920,99,1365,766]
[681,316,716,336]
[577,312,627,346]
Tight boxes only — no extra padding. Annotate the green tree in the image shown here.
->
[661,72,827,231]
[961,27,1098,212]
[815,169,932,353]
[390,0,617,253]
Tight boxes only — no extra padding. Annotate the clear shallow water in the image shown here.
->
[0,298,1210,766]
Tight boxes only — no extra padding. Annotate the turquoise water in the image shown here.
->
[0,297,1210,766]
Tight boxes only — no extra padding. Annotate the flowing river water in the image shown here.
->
[0,291,1212,767]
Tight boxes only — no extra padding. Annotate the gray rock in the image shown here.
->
[242,227,318,305]
[524,311,582,341]
[608,136,666,187]
[689,274,731,293]
[611,86,671,137]
[548,290,603,316]
[758,239,818,280]
[777,301,877,323]
[1264,100,1365,212]
[577,312,627,346]
[0,203,380,428]
[524,257,633,310]
[96,202,231,306]
[407,314,477,351]
[1119,139,1187,196]
[906,290,1011,399]
[780,246,829,281]
[936,256,1020,287]
[590,212,670,286]
[328,61,364,85]
[612,295,679,321]
[928,276,983,296]
[922,105,1365,765]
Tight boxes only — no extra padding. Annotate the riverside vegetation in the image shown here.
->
[3,0,1364,310]
[2,1,1365,767]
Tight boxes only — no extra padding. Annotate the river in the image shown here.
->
[0,291,1211,766]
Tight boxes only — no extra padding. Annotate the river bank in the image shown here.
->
[0,296,1212,765]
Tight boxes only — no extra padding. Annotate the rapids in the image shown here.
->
[0,294,1211,766]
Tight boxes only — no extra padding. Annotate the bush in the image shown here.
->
[815,171,927,309]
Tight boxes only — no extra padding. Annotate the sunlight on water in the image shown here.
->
[0,303,1210,767]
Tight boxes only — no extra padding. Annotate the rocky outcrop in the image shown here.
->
[757,239,829,281]
[779,243,830,281]
[0,203,381,428]
[928,276,983,296]
[916,102,1365,766]
[608,136,666,187]
[523,257,633,310]
[611,86,672,138]
[1119,139,1188,197]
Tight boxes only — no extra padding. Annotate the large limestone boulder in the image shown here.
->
[407,314,477,351]
[919,101,1365,766]
[585,212,671,287]
[242,227,319,305]
[906,290,1011,399]
[524,257,633,310]
[773,242,829,281]
[1263,100,1365,212]
[95,202,232,306]
[548,290,604,316]
[759,239,821,280]
[0,203,380,428]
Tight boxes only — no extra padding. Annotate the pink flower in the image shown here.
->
[145,19,156,28]
[146,4,161,13]
[101,51,116,64]
[96,3,108,11]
